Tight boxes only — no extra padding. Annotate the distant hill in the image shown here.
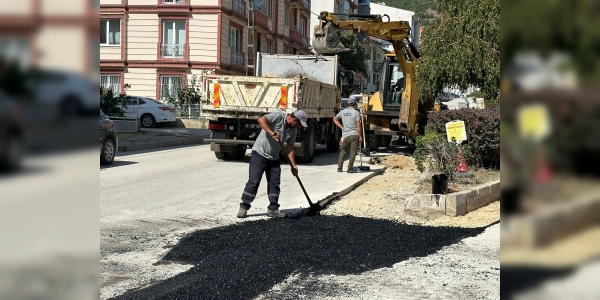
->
[372,0,439,26]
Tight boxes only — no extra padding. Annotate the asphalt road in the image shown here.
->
[100,144,385,299]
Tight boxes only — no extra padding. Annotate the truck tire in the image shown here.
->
[215,152,227,160]
[326,126,340,152]
[365,134,381,151]
[381,136,392,148]
[300,123,317,163]
[227,144,247,160]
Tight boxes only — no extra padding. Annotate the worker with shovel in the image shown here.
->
[237,110,308,218]
[333,96,363,173]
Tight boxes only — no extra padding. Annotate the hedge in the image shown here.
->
[425,108,500,169]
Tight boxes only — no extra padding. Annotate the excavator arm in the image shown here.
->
[313,11,422,139]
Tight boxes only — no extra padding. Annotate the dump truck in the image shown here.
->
[201,54,342,163]
[313,11,432,151]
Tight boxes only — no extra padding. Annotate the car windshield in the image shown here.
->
[100,110,107,119]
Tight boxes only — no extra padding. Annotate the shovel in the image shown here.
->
[278,139,321,216]
[354,110,370,172]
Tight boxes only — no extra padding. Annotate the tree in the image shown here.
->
[100,88,127,117]
[164,75,203,118]
[417,0,500,104]
[336,31,369,77]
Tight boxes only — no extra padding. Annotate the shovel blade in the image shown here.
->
[313,23,350,54]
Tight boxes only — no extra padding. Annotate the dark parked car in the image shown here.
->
[100,110,118,165]
[0,95,24,172]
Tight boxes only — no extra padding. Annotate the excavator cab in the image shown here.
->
[380,55,405,109]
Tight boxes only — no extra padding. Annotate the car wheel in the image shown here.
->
[0,134,23,172]
[100,138,115,165]
[140,114,156,128]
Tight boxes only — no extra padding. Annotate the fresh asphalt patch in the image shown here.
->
[110,215,476,300]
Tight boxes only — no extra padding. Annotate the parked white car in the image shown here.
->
[117,96,177,128]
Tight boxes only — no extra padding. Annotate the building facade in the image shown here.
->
[100,0,311,100]
[0,0,98,77]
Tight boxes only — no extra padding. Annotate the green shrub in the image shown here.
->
[100,88,127,117]
[414,132,471,181]
[425,108,500,169]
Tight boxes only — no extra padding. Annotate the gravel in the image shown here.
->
[104,154,501,299]
[109,216,477,300]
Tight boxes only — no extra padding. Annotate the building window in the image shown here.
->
[299,18,306,36]
[101,74,121,94]
[100,19,120,46]
[230,27,243,66]
[255,0,272,18]
[358,0,367,3]
[161,0,184,4]
[343,1,350,14]
[159,75,183,100]
[284,5,289,25]
[161,20,186,58]
[266,41,272,54]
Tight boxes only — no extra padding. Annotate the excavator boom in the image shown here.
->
[313,11,422,138]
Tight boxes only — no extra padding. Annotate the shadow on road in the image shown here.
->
[110,216,476,300]
[101,161,139,170]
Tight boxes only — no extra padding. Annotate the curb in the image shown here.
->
[314,167,387,210]
[405,180,500,217]
[502,194,600,247]
[118,137,205,152]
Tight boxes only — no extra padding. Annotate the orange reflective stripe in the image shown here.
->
[213,83,220,108]
[280,85,287,108]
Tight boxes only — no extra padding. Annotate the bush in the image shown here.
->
[414,132,471,181]
[100,88,127,117]
[426,108,500,169]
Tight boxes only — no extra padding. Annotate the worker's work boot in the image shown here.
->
[237,208,248,218]
[267,209,286,218]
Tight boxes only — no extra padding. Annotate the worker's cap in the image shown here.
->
[347,96,357,105]
[293,110,308,127]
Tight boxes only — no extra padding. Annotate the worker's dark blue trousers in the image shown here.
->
[240,151,281,211]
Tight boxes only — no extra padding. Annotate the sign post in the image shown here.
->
[445,120,468,172]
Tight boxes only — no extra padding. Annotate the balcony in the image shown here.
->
[290,0,309,10]
[255,4,271,18]
[233,0,245,15]
[232,51,244,66]
[290,25,303,45]
[161,44,185,58]
[161,0,184,3]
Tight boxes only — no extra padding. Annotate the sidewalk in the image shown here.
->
[117,128,211,152]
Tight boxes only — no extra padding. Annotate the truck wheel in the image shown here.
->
[215,152,227,160]
[227,145,247,160]
[301,123,317,163]
[365,134,381,151]
[381,136,392,148]
[326,127,340,152]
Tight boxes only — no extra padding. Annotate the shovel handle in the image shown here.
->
[277,139,316,207]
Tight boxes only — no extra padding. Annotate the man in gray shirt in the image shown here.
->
[238,110,308,218]
[334,96,362,173]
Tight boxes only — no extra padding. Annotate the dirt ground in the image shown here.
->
[322,154,500,229]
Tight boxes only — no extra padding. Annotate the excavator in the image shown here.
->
[313,11,433,151]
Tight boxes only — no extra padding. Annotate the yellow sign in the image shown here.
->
[518,104,551,141]
[445,120,467,143]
